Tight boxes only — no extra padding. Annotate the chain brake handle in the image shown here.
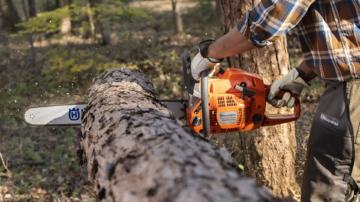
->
[262,84,301,126]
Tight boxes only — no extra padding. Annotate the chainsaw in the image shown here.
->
[23,51,300,137]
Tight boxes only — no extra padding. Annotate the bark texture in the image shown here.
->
[79,67,289,202]
[219,0,298,197]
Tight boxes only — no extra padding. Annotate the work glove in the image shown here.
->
[268,68,309,108]
[191,40,223,80]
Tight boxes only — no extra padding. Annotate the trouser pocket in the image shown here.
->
[301,120,352,202]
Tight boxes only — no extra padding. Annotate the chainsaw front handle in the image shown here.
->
[200,70,210,138]
[262,84,301,126]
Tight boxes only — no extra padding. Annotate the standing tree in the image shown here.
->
[219,0,298,197]
[171,0,183,34]
[28,0,36,17]
[43,0,49,11]
[20,0,36,68]
[0,0,21,31]
[58,0,69,7]
[90,0,112,45]
[85,0,95,41]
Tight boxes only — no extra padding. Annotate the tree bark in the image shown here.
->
[0,0,21,31]
[28,0,36,17]
[78,67,291,202]
[171,0,183,34]
[219,0,298,197]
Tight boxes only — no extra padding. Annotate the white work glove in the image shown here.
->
[191,40,223,80]
[268,68,309,108]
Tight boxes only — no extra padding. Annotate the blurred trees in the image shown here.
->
[12,0,148,45]
[0,0,21,31]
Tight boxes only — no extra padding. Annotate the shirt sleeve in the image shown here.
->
[237,0,315,47]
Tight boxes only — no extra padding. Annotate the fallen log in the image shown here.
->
[78,67,292,202]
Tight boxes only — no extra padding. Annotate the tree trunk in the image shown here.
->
[43,0,49,11]
[91,0,111,45]
[59,0,68,7]
[171,0,183,34]
[85,0,95,41]
[78,67,291,202]
[28,0,36,17]
[0,0,21,31]
[219,0,298,197]
[21,0,36,69]
[99,22,111,45]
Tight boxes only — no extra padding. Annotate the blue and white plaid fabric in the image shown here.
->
[237,0,360,81]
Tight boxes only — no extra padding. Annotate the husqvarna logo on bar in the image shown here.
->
[69,108,84,121]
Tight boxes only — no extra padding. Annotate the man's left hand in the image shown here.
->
[191,40,223,80]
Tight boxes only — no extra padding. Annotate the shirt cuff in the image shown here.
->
[295,67,312,86]
[237,11,272,48]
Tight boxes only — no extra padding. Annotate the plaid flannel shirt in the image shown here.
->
[237,0,360,81]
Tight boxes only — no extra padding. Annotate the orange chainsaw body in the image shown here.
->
[186,68,300,134]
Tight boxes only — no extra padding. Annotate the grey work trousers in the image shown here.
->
[301,79,360,202]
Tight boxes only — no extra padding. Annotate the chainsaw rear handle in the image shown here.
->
[262,84,301,126]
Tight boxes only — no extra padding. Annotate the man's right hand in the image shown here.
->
[191,40,223,81]
[268,68,309,108]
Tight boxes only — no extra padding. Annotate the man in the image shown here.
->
[190,0,360,201]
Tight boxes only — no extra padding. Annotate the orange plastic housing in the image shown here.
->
[186,68,300,134]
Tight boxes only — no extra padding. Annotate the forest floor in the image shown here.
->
[0,0,324,201]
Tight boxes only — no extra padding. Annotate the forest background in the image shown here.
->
[0,0,324,201]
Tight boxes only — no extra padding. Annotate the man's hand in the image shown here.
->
[191,40,223,80]
[268,68,309,108]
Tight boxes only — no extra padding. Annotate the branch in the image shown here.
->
[0,152,12,179]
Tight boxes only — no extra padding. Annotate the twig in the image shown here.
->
[0,152,12,179]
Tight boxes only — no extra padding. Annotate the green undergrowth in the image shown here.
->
[0,1,223,200]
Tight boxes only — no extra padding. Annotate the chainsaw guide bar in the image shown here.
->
[23,100,187,126]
